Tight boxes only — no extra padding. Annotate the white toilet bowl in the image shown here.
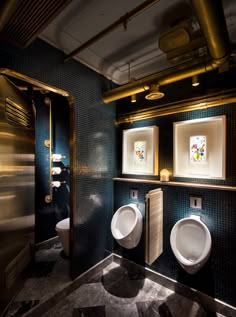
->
[56,217,70,256]
[111,204,143,249]
[170,215,212,274]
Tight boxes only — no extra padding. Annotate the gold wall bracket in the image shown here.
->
[44,140,50,148]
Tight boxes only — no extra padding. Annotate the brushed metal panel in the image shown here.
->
[0,75,35,314]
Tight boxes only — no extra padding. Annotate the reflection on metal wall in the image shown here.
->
[0,75,35,315]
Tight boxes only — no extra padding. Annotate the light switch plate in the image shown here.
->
[190,196,202,209]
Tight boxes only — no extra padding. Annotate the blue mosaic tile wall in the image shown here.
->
[114,99,236,307]
[34,92,70,243]
[0,39,116,277]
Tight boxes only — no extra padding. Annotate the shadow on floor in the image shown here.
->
[101,265,145,298]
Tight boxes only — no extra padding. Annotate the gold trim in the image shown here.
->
[0,68,76,259]
[0,68,70,97]
[113,178,236,192]
[44,97,53,203]
[116,88,236,124]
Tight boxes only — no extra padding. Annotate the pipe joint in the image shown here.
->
[210,56,229,68]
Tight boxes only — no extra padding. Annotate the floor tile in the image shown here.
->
[136,299,207,317]
[73,305,105,317]
[106,304,139,317]
[25,261,56,278]
[4,300,40,317]
[7,247,228,317]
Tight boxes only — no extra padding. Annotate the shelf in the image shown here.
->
[113,177,236,191]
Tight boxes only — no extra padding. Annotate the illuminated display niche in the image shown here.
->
[173,116,226,179]
[122,126,159,175]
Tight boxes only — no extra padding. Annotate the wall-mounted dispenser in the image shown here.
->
[52,154,66,162]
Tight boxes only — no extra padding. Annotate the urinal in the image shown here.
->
[170,215,212,274]
[111,204,142,249]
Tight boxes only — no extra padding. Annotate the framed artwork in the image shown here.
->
[173,115,226,179]
[190,135,207,162]
[122,126,158,175]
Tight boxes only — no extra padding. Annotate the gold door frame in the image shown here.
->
[0,68,76,262]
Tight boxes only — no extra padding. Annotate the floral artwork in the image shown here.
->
[134,141,146,163]
[190,135,207,162]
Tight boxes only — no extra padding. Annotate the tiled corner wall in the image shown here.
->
[114,103,236,307]
[0,39,116,277]
[34,92,70,243]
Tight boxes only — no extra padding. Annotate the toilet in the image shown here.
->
[170,215,212,274]
[111,204,143,249]
[55,217,70,256]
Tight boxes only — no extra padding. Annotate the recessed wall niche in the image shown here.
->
[173,115,226,179]
[122,126,159,175]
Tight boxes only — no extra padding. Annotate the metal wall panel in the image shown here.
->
[0,76,35,314]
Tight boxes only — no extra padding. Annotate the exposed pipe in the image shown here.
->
[64,0,160,62]
[191,0,230,62]
[102,0,230,104]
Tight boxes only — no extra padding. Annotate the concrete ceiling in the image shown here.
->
[39,0,236,85]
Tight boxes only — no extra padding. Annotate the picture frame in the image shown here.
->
[173,115,226,179]
[122,126,159,175]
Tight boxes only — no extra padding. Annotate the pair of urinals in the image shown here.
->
[111,204,212,274]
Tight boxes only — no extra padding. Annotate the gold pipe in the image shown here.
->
[116,89,236,124]
[102,0,230,104]
[158,61,217,86]
[44,97,53,203]
[103,61,216,103]
[191,0,230,61]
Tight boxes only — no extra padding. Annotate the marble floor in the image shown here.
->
[4,243,71,317]
[4,245,226,317]
[42,262,225,317]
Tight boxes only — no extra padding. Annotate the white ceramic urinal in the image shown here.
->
[111,204,142,249]
[55,217,70,256]
[170,215,212,274]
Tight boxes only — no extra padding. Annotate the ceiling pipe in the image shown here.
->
[64,0,160,62]
[191,0,230,62]
[102,0,230,104]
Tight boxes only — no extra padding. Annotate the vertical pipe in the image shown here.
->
[44,97,53,203]
[191,0,230,62]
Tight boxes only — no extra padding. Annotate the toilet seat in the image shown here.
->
[56,218,70,231]
[55,217,70,256]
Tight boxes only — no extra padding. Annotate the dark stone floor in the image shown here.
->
[4,246,226,317]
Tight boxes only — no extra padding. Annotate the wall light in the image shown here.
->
[192,75,200,87]
[131,94,136,103]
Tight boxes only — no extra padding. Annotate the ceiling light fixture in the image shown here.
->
[145,84,165,100]
[192,75,200,87]
[131,94,137,103]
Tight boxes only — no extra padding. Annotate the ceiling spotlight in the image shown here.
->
[131,94,136,103]
[145,84,165,100]
[192,75,200,87]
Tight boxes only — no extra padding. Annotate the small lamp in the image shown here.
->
[160,169,170,182]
